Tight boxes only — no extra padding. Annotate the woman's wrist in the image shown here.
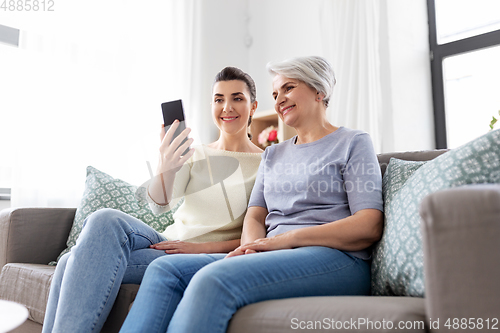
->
[202,239,240,253]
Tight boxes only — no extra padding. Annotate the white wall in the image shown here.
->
[0,201,10,212]
[247,0,325,112]
[186,0,251,144]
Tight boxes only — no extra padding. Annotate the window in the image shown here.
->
[0,24,18,193]
[427,0,500,148]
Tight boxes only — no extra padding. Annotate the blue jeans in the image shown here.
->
[120,246,371,333]
[42,208,168,333]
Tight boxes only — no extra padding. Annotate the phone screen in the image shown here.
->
[161,100,190,155]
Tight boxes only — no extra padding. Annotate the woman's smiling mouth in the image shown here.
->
[281,105,295,116]
[221,116,239,122]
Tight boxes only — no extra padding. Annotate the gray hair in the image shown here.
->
[266,56,336,108]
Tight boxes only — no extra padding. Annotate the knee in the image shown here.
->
[53,252,71,277]
[82,208,125,232]
[188,261,235,295]
[142,256,185,286]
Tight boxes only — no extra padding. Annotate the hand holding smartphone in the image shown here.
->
[161,99,191,156]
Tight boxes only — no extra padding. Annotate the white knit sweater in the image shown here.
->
[147,145,262,242]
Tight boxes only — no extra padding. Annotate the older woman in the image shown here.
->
[119,56,384,333]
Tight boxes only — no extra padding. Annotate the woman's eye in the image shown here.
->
[234,97,243,101]
[286,86,293,92]
[215,99,223,103]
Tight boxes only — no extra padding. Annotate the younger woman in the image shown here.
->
[42,67,263,333]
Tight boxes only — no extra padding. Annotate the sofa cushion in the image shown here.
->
[0,263,54,325]
[227,296,426,333]
[0,263,139,331]
[372,129,500,297]
[371,159,427,296]
[54,166,179,263]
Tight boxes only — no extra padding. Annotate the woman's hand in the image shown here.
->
[157,120,195,176]
[150,240,208,254]
[225,231,295,258]
[149,121,195,205]
[225,247,258,258]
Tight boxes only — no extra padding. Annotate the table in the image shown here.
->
[0,300,28,333]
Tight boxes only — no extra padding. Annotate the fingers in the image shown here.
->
[225,247,258,258]
[241,243,266,252]
[160,121,185,149]
[151,240,180,250]
[225,246,244,258]
[161,120,180,146]
[150,240,203,254]
[174,137,194,158]
[159,124,166,141]
[160,126,193,159]
[179,147,195,162]
[164,249,182,254]
[169,129,193,155]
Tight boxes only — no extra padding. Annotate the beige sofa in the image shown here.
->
[1,149,499,333]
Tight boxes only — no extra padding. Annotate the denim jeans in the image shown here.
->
[120,246,371,333]
[42,208,168,333]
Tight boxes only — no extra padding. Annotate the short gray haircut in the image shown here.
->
[266,56,336,107]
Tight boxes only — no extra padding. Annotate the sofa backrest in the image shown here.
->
[377,149,449,176]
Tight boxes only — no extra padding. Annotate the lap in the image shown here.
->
[152,247,370,300]
[123,248,169,284]
[197,247,370,298]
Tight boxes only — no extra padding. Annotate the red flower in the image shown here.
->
[268,129,277,142]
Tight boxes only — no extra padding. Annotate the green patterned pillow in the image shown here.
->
[51,166,178,264]
[371,158,427,295]
[371,129,500,297]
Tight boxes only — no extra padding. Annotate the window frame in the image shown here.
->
[427,0,500,148]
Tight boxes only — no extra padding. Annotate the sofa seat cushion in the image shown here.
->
[0,263,55,325]
[228,296,426,333]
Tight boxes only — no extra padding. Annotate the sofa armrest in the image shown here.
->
[420,184,500,329]
[0,207,76,267]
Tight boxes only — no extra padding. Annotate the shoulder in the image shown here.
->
[260,137,295,160]
[333,127,373,147]
[336,127,369,140]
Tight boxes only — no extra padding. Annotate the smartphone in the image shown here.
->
[161,99,190,155]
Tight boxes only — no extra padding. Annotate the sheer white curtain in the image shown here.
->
[320,0,385,152]
[0,0,196,207]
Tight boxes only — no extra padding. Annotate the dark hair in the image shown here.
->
[213,66,257,140]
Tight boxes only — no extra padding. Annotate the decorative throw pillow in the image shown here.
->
[371,158,427,296]
[371,129,500,297]
[51,166,179,264]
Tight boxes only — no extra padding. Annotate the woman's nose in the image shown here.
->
[223,102,233,112]
[275,93,286,107]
